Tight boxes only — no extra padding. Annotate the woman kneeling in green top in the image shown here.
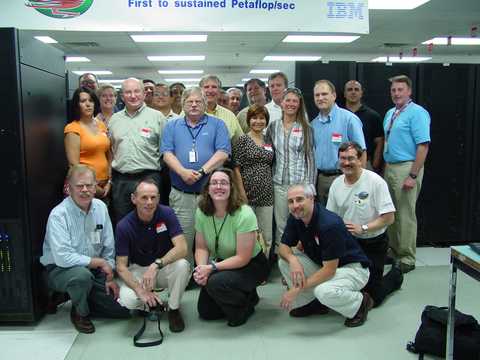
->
[193,167,269,326]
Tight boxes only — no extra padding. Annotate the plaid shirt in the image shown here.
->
[265,119,316,186]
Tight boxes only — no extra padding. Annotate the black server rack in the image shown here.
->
[0,28,66,322]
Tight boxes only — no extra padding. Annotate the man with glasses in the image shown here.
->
[40,164,130,334]
[109,78,167,222]
[161,86,230,269]
[344,80,384,172]
[78,73,98,91]
[152,83,178,121]
[327,142,403,307]
[311,79,366,205]
[115,178,190,332]
[169,82,185,115]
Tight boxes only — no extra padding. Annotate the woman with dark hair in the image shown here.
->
[265,88,316,251]
[64,87,111,199]
[232,105,274,257]
[193,167,268,327]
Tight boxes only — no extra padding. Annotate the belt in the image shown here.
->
[317,169,342,176]
[112,169,159,180]
[172,185,200,195]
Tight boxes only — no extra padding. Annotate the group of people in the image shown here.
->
[40,70,431,336]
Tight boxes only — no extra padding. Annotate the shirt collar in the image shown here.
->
[317,103,339,123]
[123,103,146,118]
[66,196,95,217]
[184,114,208,127]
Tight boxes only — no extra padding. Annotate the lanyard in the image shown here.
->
[386,100,412,141]
[212,214,228,258]
[185,119,205,149]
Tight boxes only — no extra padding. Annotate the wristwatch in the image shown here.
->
[209,260,218,273]
[154,258,164,269]
[198,167,206,177]
[361,224,369,234]
[409,173,418,179]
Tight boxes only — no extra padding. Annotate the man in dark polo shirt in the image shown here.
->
[115,178,190,332]
[278,183,373,327]
[344,80,384,172]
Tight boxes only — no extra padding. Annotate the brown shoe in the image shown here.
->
[168,308,185,333]
[289,299,329,318]
[344,292,374,327]
[70,307,95,334]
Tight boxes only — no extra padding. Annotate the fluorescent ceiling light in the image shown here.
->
[369,0,430,9]
[131,34,208,42]
[283,35,360,43]
[242,78,268,82]
[371,56,431,63]
[236,83,244,87]
[249,69,280,74]
[422,37,480,45]
[264,55,321,62]
[72,70,112,75]
[164,78,201,82]
[34,36,57,44]
[158,70,204,74]
[66,56,90,62]
[148,55,205,61]
[98,79,126,83]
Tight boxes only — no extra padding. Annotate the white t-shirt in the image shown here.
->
[326,169,395,239]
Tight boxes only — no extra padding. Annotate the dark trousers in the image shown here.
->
[356,233,402,307]
[197,252,268,324]
[111,170,162,224]
[47,265,130,318]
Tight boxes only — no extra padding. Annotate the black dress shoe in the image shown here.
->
[168,308,185,333]
[70,307,95,334]
[399,262,415,274]
[344,292,374,327]
[289,299,329,318]
[227,306,254,327]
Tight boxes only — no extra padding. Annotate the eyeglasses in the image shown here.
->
[339,156,358,162]
[81,80,96,85]
[73,183,96,190]
[209,180,230,187]
[284,87,303,96]
[154,91,170,97]
[185,100,203,106]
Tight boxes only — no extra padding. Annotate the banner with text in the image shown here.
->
[0,1,368,33]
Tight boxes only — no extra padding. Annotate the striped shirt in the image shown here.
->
[40,197,115,269]
[265,119,316,186]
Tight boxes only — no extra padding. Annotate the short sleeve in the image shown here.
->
[234,205,258,234]
[64,121,81,135]
[160,119,176,154]
[411,108,431,144]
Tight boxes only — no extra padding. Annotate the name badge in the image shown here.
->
[189,150,198,163]
[314,235,320,246]
[156,222,167,233]
[292,128,302,137]
[91,231,101,244]
[140,127,151,138]
[263,144,273,151]
[331,132,342,143]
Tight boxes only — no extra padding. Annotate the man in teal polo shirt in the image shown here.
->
[383,75,430,274]
[161,87,230,267]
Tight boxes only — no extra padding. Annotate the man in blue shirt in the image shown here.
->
[115,178,190,332]
[383,75,431,274]
[278,184,373,327]
[40,165,129,334]
[311,80,366,204]
[161,87,230,267]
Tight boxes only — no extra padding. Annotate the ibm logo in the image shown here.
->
[327,2,365,19]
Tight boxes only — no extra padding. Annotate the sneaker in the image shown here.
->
[344,292,374,327]
[70,307,95,334]
[289,299,329,318]
[168,308,185,333]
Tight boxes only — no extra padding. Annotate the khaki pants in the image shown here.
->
[384,162,424,266]
[316,173,340,205]
[278,250,369,318]
[118,259,190,310]
[273,184,290,249]
[252,205,273,256]
[169,187,201,266]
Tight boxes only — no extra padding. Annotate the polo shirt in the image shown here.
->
[383,102,431,163]
[353,104,383,160]
[109,104,166,174]
[312,103,366,171]
[206,104,244,141]
[40,197,115,269]
[160,114,231,193]
[115,205,182,267]
[282,203,370,268]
